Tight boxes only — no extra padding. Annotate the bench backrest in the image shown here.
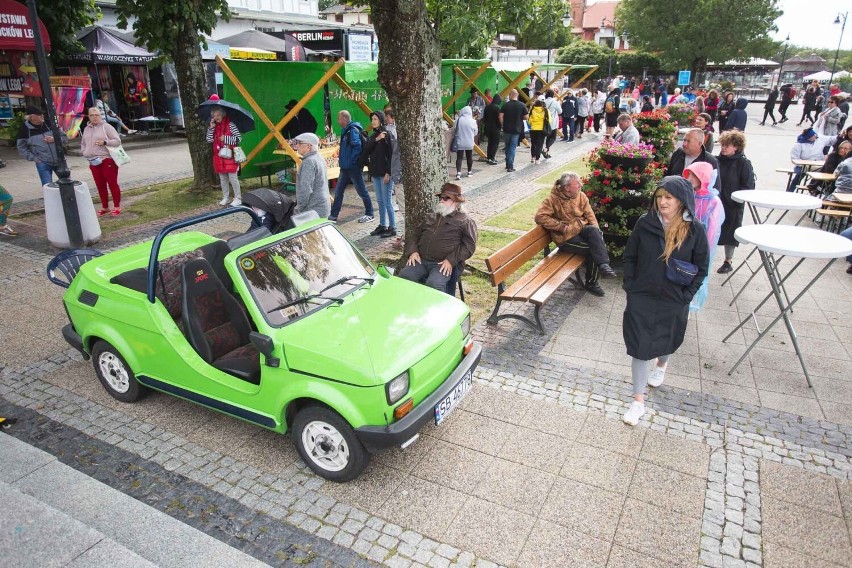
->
[485,225,553,286]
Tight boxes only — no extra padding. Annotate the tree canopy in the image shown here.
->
[34,0,99,61]
[617,0,781,74]
[114,0,231,188]
[426,0,568,59]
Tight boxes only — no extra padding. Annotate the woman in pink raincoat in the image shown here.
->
[683,161,724,312]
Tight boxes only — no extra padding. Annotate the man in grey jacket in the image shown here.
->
[292,132,330,218]
[613,114,641,145]
[16,106,66,186]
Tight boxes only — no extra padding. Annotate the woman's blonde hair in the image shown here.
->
[653,188,690,262]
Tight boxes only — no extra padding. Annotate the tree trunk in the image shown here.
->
[369,0,445,252]
[172,23,216,189]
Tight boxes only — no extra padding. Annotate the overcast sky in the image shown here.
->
[772,0,851,50]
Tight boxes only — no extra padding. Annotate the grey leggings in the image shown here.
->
[631,355,670,396]
[724,245,736,261]
[218,172,241,200]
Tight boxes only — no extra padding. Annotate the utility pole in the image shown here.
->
[26,0,83,248]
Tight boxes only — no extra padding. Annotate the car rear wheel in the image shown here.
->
[292,406,368,482]
[92,340,144,402]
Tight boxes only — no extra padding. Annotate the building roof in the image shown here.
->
[582,1,619,29]
[706,58,779,68]
[786,54,827,63]
[320,4,369,15]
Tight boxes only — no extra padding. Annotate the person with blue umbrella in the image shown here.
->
[198,95,255,207]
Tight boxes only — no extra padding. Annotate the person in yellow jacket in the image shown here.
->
[528,99,549,164]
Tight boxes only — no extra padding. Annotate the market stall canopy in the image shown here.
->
[216,29,305,61]
[230,47,276,61]
[803,70,851,81]
[65,25,156,64]
[0,0,50,52]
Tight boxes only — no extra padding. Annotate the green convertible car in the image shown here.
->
[50,208,481,482]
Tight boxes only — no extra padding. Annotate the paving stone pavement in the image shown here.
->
[2,106,852,567]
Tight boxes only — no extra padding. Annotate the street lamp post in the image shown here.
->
[546,12,573,65]
[776,34,790,88]
[26,0,83,247]
[601,18,616,85]
[829,12,848,88]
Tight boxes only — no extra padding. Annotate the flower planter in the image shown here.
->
[618,195,649,209]
[603,232,630,248]
[601,154,653,172]
[641,118,662,127]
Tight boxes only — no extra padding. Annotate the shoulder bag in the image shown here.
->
[659,236,698,286]
[103,125,130,166]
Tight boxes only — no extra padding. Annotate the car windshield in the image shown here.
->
[238,225,375,326]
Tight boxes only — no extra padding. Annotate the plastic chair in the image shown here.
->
[445,263,466,302]
[46,249,103,288]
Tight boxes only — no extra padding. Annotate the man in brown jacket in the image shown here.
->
[534,172,617,296]
[399,183,478,292]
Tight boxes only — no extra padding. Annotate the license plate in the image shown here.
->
[434,370,473,425]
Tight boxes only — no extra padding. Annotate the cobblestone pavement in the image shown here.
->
[3,108,852,567]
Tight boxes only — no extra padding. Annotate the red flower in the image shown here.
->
[603,179,610,186]
[593,169,601,177]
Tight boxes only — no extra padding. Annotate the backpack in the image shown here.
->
[605,96,615,114]
[788,88,797,99]
[342,124,368,168]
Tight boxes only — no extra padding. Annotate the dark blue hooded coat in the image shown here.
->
[723,98,749,132]
[622,176,710,360]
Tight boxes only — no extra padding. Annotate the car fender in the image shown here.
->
[280,376,383,432]
[81,321,147,373]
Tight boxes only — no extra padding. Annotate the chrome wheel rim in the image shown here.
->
[98,351,130,393]
[301,420,349,472]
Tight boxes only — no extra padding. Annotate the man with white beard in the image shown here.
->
[398,183,478,292]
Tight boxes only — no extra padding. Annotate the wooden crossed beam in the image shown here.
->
[443,61,492,159]
[216,56,361,167]
[498,64,539,104]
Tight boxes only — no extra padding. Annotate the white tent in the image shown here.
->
[803,70,851,81]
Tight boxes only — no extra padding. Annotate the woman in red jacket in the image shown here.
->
[206,105,242,206]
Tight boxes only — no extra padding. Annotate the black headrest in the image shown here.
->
[181,257,223,296]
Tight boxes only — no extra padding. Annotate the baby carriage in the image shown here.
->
[242,188,296,234]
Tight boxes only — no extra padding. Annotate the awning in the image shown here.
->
[229,47,277,61]
[65,25,156,64]
[217,29,306,61]
[0,0,50,52]
[803,70,851,81]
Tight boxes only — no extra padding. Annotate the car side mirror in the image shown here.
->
[250,332,280,368]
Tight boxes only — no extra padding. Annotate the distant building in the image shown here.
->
[568,0,629,51]
[319,4,372,26]
[779,54,829,86]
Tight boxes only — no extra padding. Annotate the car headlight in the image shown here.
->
[386,371,410,405]
[460,314,471,338]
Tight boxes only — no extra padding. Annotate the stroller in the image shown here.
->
[242,188,296,234]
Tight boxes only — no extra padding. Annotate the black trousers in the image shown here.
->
[486,132,500,160]
[456,149,473,173]
[557,225,610,284]
[778,101,791,120]
[545,130,557,151]
[530,131,546,160]
[762,108,777,124]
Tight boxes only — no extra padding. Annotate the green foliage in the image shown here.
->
[426,0,560,59]
[37,0,99,61]
[0,111,25,141]
[617,51,662,75]
[555,40,611,79]
[633,110,678,163]
[617,0,781,73]
[515,0,573,50]
[114,0,229,55]
[318,0,339,10]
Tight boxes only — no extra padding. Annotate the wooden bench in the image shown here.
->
[484,225,586,335]
[816,200,852,233]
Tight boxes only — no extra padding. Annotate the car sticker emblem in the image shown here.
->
[241,258,255,270]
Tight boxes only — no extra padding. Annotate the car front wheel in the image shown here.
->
[92,340,144,402]
[292,406,369,482]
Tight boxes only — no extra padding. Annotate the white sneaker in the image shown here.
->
[455,173,462,180]
[219,197,229,206]
[392,200,400,212]
[467,171,473,177]
[623,401,645,426]
[648,363,667,387]
[231,198,242,207]
[357,215,375,223]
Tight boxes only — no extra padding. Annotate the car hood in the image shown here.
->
[280,276,468,387]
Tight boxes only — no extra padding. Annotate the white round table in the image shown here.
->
[731,190,822,214]
[724,224,852,387]
[723,190,824,307]
[735,224,852,258]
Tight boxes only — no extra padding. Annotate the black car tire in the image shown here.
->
[91,340,145,402]
[292,406,369,482]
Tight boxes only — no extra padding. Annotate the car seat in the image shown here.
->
[181,257,260,384]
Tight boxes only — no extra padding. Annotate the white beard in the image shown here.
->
[435,201,457,217]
